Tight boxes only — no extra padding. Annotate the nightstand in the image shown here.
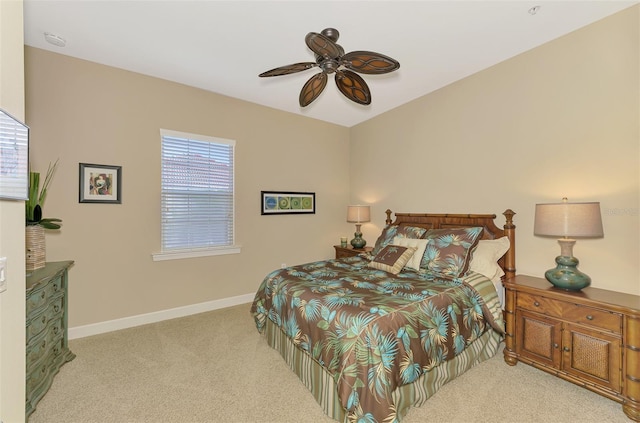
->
[503,275,640,421]
[334,245,373,259]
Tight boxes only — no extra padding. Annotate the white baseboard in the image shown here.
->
[68,293,255,339]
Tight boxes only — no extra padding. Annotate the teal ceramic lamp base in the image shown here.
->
[545,255,591,291]
[544,238,591,291]
[350,224,367,249]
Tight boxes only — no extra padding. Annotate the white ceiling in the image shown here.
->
[23,0,638,128]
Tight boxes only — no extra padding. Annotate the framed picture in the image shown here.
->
[261,191,315,215]
[79,163,122,204]
[0,108,29,200]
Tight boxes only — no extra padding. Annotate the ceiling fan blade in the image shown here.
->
[305,32,342,60]
[341,51,400,74]
[335,70,371,105]
[259,62,317,77]
[299,72,328,107]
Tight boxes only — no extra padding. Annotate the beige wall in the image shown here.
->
[22,4,640,337]
[351,6,639,295]
[0,1,27,421]
[25,48,351,327]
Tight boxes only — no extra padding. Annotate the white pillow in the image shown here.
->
[393,236,429,271]
[469,237,510,282]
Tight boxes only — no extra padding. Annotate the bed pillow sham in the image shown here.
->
[469,236,510,282]
[420,226,484,277]
[368,245,417,275]
[370,225,427,256]
[392,236,429,271]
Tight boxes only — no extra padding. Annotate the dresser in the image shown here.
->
[503,275,640,421]
[26,261,75,419]
[334,245,373,259]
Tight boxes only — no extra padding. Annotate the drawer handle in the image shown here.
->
[553,343,559,349]
[586,315,594,320]
[563,346,570,352]
[533,301,540,307]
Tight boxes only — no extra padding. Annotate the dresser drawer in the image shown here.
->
[26,296,64,343]
[563,305,621,334]
[517,292,563,317]
[517,292,622,334]
[26,274,63,315]
[26,329,64,368]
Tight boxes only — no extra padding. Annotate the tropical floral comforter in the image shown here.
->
[251,255,504,423]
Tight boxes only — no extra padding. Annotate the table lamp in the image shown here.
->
[534,198,604,291]
[347,205,370,249]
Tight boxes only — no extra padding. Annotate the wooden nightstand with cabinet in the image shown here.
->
[334,245,373,259]
[503,275,640,421]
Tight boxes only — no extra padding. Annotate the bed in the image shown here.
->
[251,209,516,422]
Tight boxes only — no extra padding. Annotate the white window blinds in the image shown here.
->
[160,129,235,252]
[0,109,29,200]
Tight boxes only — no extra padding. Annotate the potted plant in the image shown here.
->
[25,160,62,271]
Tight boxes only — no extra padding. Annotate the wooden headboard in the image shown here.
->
[384,209,516,280]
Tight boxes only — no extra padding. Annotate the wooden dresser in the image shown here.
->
[503,275,640,421]
[26,261,75,419]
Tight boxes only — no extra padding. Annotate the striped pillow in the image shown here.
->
[368,245,417,275]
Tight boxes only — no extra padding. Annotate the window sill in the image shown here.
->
[152,245,241,261]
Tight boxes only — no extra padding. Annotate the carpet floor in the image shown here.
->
[29,303,629,423]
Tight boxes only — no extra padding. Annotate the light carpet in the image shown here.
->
[29,304,629,423]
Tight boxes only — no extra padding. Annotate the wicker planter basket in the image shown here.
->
[26,225,46,271]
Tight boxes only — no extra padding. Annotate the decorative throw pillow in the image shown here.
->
[370,225,427,256]
[368,245,417,275]
[420,227,484,277]
[469,236,511,282]
[393,236,429,271]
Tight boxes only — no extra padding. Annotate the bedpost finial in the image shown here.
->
[385,209,393,225]
[503,209,516,228]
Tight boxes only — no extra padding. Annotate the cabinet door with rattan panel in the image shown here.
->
[562,323,621,392]
[516,310,562,369]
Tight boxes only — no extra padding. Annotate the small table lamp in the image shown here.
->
[534,198,604,291]
[347,205,371,249]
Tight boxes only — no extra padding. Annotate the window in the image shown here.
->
[153,129,238,261]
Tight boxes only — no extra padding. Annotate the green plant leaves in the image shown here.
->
[25,160,62,230]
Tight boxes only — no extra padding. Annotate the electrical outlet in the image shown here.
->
[0,257,7,293]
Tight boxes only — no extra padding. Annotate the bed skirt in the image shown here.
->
[264,319,503,422]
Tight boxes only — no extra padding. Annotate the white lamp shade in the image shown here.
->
[347,205,371,223]
[534,201,604,238]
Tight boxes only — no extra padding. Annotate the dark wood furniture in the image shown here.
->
[334,245,373,259]
[503,275,640,421]
[26,261,75,419]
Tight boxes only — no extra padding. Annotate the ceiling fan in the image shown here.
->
[259,28,400,107]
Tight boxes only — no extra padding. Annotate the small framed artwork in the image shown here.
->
[79,163,122,204]
[261,191,315,215]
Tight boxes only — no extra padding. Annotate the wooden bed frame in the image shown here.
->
[257,208,518,422]
[384,208,517,280]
